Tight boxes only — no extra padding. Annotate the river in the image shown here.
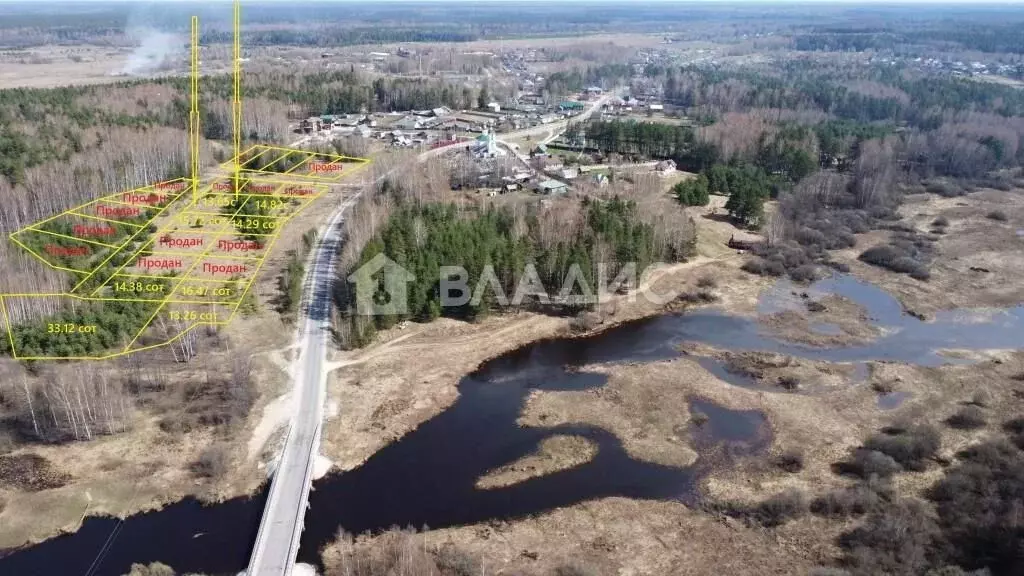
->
[1,274,1021,575]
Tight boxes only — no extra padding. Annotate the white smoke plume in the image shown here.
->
[120,5,186,77]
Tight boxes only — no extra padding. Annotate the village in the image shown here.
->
[294,78,684,199]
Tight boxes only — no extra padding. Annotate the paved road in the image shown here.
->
[245,190,359,576]
[245,90,615,576]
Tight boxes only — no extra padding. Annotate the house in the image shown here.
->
[648,103,665,112]
[531,144,549,157]
[320,115,335,129]
[418,117,442,129]
[431,106,452,117]
[559,101,585,112]
[394,115,421,131]
[501,177,520,193]
[561,167,579,180]
[537,179,568,195]
[472,132,503,157]
[655,159,676,175]
[487,102,501,113]
[335,115,362,128]
[592,173,609,187]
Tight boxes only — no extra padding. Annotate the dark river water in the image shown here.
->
[2,274,1021,576]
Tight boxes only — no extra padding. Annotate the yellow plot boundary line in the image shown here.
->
[70,193,190,293]
[0,296,16,359]
[200,189,326,199]
[62,212,147,229]
[223,233,280,325]
[7,235,92,275]
[255,149,295,172]
[23,227,123,249]
[120,188,257,352]
[169,229,279,238]
[91,237,158,297]
[140,250,264,263]
[113,273,236,285]
[1,0,373,359]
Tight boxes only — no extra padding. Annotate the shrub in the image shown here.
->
[824,260,852,273]
[909,267,932,281]
[838,498,940,576]
[932,216,950,228]
[789,264,819,283]
[985,210,1008,222]
[928,439,1024,573]
[863,424,941,471]
[742,258,785,277]
[0,454,71,491]
[691,410,709,427]
[435,545,483,576]
[569,312,601,333]
[696,275,717,289]
[677,290,718,304]
[774,449,805,473]
[968,389,992,408]
[859,244,930,279]
[1002,417,1024,434]
[926,181,964,198]
[754,488,809,527]
[777,376,801,391]
[859,245,901,267]
[807,300,827,312]
[191,444,230,478]
[126,563,176,576]
[837,448,903,479]
[811,484,884,517]
[946,406,987,430]
[796,226,827,247]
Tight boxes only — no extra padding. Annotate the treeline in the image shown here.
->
[795,23,1024,56]
[545,64,632,97]
[0,82,192,185]
[277,229,317,317]
[645,64,1024,181]
[337,198,681,347]
[0,297,163,358]
[675,165,775,226]
[189,69,482,118]
[583,120,719,171]
[201,27,477,47]
[652,64,1024,124]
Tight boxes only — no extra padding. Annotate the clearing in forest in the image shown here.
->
[1,148,370,360]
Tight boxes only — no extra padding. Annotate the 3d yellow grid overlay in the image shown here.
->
[2,10,371,360]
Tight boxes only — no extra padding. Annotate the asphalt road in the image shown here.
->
[245,193,358,576]
[245,92,612,575]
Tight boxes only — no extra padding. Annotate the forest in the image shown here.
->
[336,197,686,347]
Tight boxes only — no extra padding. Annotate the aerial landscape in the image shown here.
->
[0,1,1023,575]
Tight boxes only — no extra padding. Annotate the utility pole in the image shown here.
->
[190,16,200,202]
[232,0,243,199]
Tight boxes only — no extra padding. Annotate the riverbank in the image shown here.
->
[1,186,1021,575]
[316,187,1024,575]
[0,178,362,551]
